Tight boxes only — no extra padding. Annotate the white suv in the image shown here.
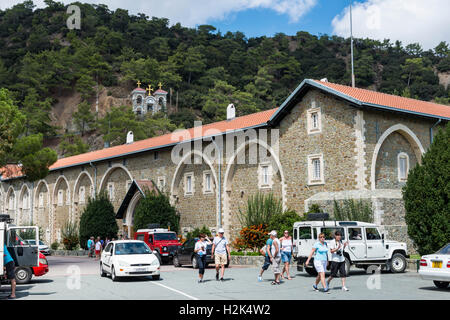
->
[293,221,408,276]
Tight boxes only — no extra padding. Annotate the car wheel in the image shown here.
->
[155,251,162,265]
[15,267,32,284]
[152,275,160,280]
[100,263,106,277]
[390,253,407,273]
[305,267,318,276]
[433,281,449,289]
[173,255,181,267]
[111,266,118,282]
[192,255,198,269]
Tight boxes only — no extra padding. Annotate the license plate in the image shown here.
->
[134,268,147,272]
[432,261,442,268]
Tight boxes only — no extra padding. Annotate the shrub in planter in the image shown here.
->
[62,221,79,250]
[232,224,268,252]
[268,210,303,237]
[186,225,212,239]
[51,242,59,250]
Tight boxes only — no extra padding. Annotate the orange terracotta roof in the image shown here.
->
[0,164,23,181]
[312,80,450,119]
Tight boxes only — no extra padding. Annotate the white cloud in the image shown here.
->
[331,0,450,50]
[1,0,317,27]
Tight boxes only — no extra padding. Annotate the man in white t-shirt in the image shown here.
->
[327,230,349,291]
[211,228,230,281]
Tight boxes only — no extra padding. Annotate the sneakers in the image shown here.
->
[198,279,202,283]
[312,284,318,291]
[258,276,262,282]
[220,277,224,281]
[342,286,349,291]
[324,288,330,294]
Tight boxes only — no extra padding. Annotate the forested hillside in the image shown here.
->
[1,1,449,157]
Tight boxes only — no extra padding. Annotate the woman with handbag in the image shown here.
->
[305,232,330,293]
[327,231,349,291]
[194,234,210,283]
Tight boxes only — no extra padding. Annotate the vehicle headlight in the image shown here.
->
[151,259,159,266]
[162,246,168,252]
[118,260,130,267]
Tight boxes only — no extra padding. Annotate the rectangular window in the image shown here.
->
[320,227,346,240]
[79,187,85,204]
[298,227,312,239]
[39,193,44,208]
[308,154,324,185]
[258,164,272,189]
[398,153,409,181]
[205,173,211,193]
[349,228,363,240]
[365,228,381,240]
[158,177,166,191]
[58,190,63,206]
[312,112,319,128]
[307,107,322,134]
[262,166,269,185]
[108,183,114,201]
[154,152,159,160]
[184,173,194,195]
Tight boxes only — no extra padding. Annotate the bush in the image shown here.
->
[61,221,79,250]
[186,225,212,239]
[333,199,374,222]
[79,192,118,249]
[232,224,268,252]
[238,192,283,227]
[403,123,450,255]
[133,191,180,233]
[51,242,59,250]
[268,210,303,237]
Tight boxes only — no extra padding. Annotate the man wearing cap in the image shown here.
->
[211,228,230,281]
[269,230,282,285]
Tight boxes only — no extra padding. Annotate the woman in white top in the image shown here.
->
[279,230,294,280]
[194,234,211,283]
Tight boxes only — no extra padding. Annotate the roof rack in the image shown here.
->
[0,214,13,223]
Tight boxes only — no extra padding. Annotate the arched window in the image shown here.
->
[136,95,142,105]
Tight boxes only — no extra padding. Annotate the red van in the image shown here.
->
[134,228,182,264]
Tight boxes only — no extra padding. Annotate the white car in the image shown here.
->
[100,240,160,281]
[419,243,450,289]
[25,239,50,255]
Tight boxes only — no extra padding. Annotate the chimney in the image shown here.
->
[320,78,328,82]
[126,131,134,144]
[226,103,235,121]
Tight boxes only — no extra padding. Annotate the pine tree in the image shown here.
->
[73,101,95,136]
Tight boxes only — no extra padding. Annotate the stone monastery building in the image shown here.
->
[1,79,449,250]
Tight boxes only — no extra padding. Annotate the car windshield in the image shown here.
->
[27,240,36,245]
[437,243,450,254]
[114,242,151,255]
[154,233,177,241]
[39,241,45,246]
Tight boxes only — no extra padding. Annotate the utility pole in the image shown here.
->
[350,1,355,88]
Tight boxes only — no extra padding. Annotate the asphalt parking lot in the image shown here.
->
[1,256,448,300]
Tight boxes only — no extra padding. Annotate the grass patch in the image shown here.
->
[230,251,261,256]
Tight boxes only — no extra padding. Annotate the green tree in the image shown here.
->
[403,123,450,255]
[22,88,56,136]
[79,192,118,249]
[133,191,179,233]
[58,133,89,157]
[73,101,96,135]
[268,210,303,237]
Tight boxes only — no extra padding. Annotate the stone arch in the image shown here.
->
[124,191,143,238]
[370,124,425,190]
[170,149,219,226]
[5,186,16,219]
[34,180,50,209]
[223,139,286,235]
[52,175,71,206]
[72,171,94,223]
[73,171,94,204]
[99,164,133,193]
[18,184,31,225]
[34,180,51,243]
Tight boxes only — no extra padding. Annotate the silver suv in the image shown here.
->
[293,221,408,276]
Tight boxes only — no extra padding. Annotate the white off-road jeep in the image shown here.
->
[293,220,408,276]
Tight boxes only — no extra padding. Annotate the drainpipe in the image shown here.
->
[89,161,97,199]
[430,119,441,145]
[30,182,34,225]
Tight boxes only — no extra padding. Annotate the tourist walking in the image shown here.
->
[280,230,293,280]
[327,231,349,291]
[269,230,282,285]
[95,236,102,260]
[211,228,231,281]
[306,233,330,293]
[258,235,273,282]
[87,236,94,258]
[194,234,210,283]
[2,244,16,299]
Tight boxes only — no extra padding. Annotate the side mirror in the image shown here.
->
[382,234,385,240]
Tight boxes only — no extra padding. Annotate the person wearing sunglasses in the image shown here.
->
[279,230,293,280]
[305,233,330,293]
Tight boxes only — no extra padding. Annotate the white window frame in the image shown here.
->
[39,192,44,208]
[57,190,64,206]
[184,172,195,196]
[22,192,28,209]
[307,107,322,134]
[158,176,166,192]
[203,171,213,194]
[397,152,409,182]
[79,186,86,204]
[65,189,70,205]
[307,154,325,185]
[258,163,273,189]
[107,182,115,201]
[8,194,15,211]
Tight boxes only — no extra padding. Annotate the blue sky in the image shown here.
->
[1,0,449,49]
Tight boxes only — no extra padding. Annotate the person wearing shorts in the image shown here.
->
[95,237,102,260]
[3,244,16,299]
[212,228,230,281]
[280,230,293,280]
[327,231,349,291]
[269,230,282,285]
[258,237,273,282]
[305,233,330,293]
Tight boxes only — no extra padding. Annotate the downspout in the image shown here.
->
[430,119,442,145]
[89,161,97,199]
[30,182,34,225]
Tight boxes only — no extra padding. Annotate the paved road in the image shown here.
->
[1,256,448,300]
